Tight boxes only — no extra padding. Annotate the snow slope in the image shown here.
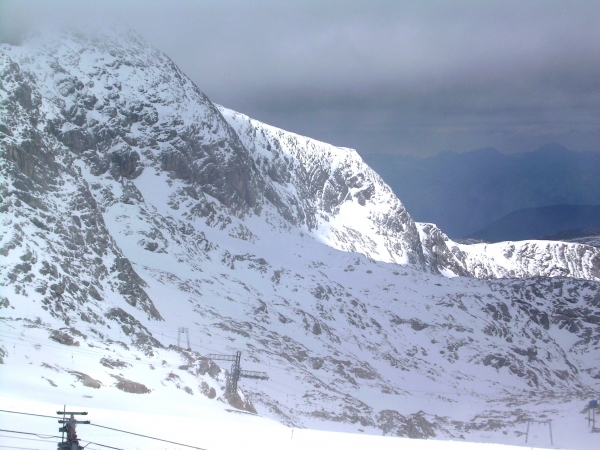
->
[0,393,571,450]
[1,26,599,449]
[218,106,600,281]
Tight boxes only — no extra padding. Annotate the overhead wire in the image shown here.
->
[144,327,224,354]
[0,431,59,440]
[0,445,44,449]
[1,325,247,369]
[3,326,593,400]
[0,324,271,373]
[0,411,56,420]
[0,429,118,450]
[0,412,202,450]
[0,330,592,398]
[2,328,592,400]
[0,330,167,369]
[89,424,205,450]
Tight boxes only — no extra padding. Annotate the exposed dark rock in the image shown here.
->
[225,391,257,414]
[70,371,102,389]
[111,257,162,320]
[100,357,131,369]
[1,28,599,446]
[200,381,217,399]
[50,330,79,346]
[110,147,141,178]
[105,307,163,355]
[111,375,151,394]
[145,241,158,251]
[0,297,10,309]
[58,129,96,154]
[377,410,436,438]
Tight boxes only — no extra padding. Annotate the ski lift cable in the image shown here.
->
[0,331,174,368]
[1,333,594,400]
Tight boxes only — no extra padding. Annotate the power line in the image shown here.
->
[1,327,232,369]
[4,326,592,400]
[0,427,120,450]
[0,445,45,449]
[3,328,591,400]
[2,327,593,401]
[0,411,56,420]
[0,434,58,442]
[0,430,58,440]
[0,331,168,369]
[0,411,205,450]
[89,424,205,450]
[144,327,235,354]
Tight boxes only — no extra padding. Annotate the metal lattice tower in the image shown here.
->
[206,351,268,394]
[178,327,190,350]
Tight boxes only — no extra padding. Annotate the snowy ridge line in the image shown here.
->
[220,104,600,281]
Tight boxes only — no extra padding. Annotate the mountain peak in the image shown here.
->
[1,27,599,449]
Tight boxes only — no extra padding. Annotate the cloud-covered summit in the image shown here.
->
[2,0,599,156]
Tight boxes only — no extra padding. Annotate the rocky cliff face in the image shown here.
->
[418,222,600,281]
[3,26,598,283]
[218,107,425,266]
[1,27,599,447]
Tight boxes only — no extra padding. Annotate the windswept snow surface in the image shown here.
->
[1,26,599,450]
[0,394,572,450]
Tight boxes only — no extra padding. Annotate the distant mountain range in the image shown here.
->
[541,226,600,249]
[362,145,600,238]
[467,204,600,242]
[544,226,600,241]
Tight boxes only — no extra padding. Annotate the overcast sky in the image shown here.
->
[2,0,599,157]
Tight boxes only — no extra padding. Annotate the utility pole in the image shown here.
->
[206,351,268,394]
[178,327,190,350]
[57,406,89,450]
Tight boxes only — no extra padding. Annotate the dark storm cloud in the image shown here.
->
[2,0,599,155]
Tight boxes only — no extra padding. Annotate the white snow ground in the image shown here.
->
[1,26,599,450]
[0,394,563,450]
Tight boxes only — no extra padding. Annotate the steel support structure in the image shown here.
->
[524,419,553,446]
[57,407,89,450]
[178,327,190,350]
[206,351,268,393]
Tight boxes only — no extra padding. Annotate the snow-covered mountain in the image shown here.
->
[1,26,599,449]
